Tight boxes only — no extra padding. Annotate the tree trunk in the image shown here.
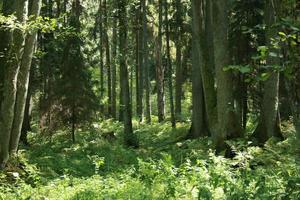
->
[98,0,105,114]
[137,1,144,122]
[198,0,217,135]
[213,0,241,152]
[118,0,138,147]
[156,0,165,122]
[9,0,41,155]
[164,0,175,128]
[0,0,28,168]
[142,0,151,124]
[20,87,32,146]
[103,0,112,117]
[111,8,117,119]
[253,0,283,143]
[189,0,208,138]
[174,0,182,118]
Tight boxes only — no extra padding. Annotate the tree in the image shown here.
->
[164,0,175,128]
[10,0,42,154]
[142,0,151,123]
[213,0,242,152]
[174,0,183,118]
[0,0,28,168]
[111,1,117,119]
[103,0,112,117]
[156,0,165,122]
[55,0,97,143]
[253,0,283,143]
[118,0,138,147]
[189,0,208,138]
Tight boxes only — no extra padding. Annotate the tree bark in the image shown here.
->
[142,0,151,123]
[213,0,241,152]
[189,0,208,138]
[98,0,105,114]
[9,0,41,155]
[253,0,283,143]
[118,0,138,147]
[156,0,165,122]
[174,0,182,118]
[103,0,112,117]
[111,6,117,119]
[0,0,28,168]
[164,0,175,128]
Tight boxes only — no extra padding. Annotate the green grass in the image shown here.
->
[0,119,300,199]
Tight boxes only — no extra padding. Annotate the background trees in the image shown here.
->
[0,0,299,169]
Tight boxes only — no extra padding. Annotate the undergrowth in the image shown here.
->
[0,119,299,199]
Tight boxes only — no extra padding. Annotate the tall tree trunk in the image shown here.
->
[213,0,241,152]
[137,1,144,122]
[198,0,217,135]
[189,0,208,138]
[98,0,104,114]
[103,0,112,117]
[253,0,283,143]
[0,0,28,168]
[164,0,175,128]
[10,0,41,155]
[111,9,117,119]
[0,1,14,107]
[118,0,138,147]
[135,7,140,118]
[174,0,182,118]
[142,0,151,123]
[156,0,165,122]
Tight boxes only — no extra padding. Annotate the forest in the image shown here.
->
[0,0,300,199]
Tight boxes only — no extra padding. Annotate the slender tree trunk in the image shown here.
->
[20,87,32,146]
[98,0,104,114]
[137,1,144,122]
[213,0,241,152]
[135,7,140,118]
[0,0,28,168]
[164,0,175,128]
[156,0,165,122]
[9,0,41,155]
[142,0,151,123]
[174,0,182,118]
[111,11,117,119]
[118,0,138,147]
[253,0,283,143]
[103,0,112,117]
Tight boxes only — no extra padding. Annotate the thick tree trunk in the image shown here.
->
[0,0,28,168]
[118,0,138,147]
[253,0,283,143]
[156,0,165,122]
[213,0,241,152]
[10,0,41,155]
[142,0,151,124]
[198,0,217,135]
[189,0,208,138]
[164,0,175,128]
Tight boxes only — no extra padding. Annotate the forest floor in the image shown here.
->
[0,119,300,199]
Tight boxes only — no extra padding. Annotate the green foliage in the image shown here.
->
[1,120,299,199]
